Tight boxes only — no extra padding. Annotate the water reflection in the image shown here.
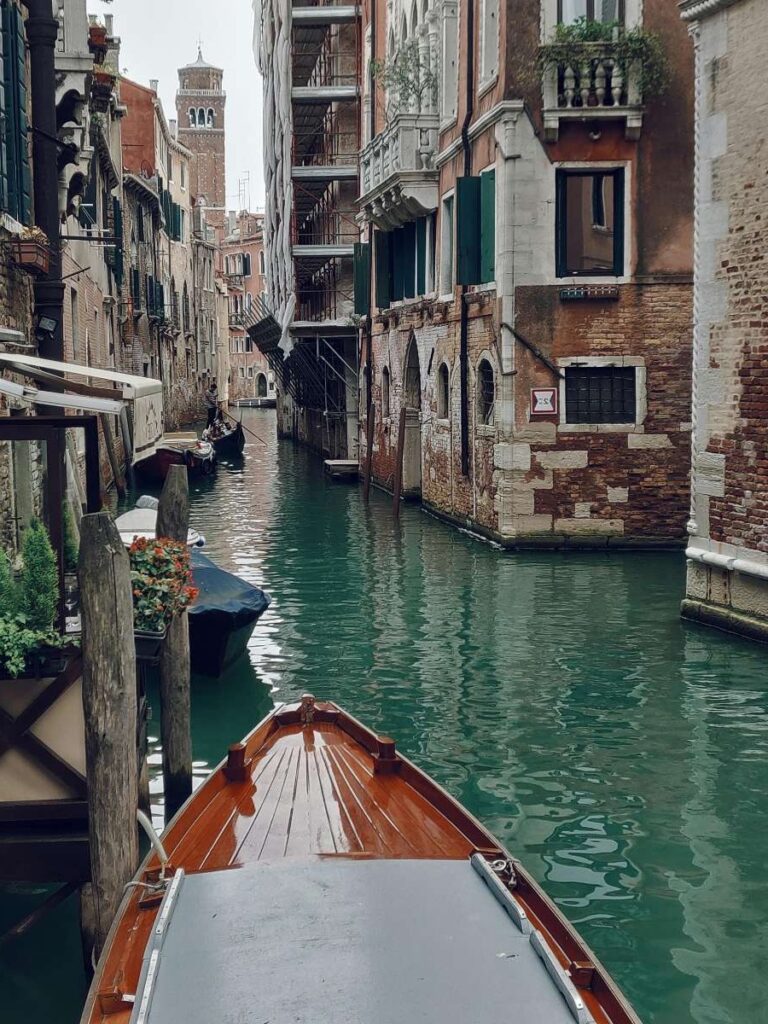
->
[2,409,768,1024]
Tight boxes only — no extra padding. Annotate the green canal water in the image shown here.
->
[2,408,768,1024]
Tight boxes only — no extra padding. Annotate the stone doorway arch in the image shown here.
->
[402,335,422,497]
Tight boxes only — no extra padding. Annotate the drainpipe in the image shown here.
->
[365,0,376,419]
[25,1,64,362]
[458,0,474,476]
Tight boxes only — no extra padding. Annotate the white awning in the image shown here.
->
[0,376,123,414]
[0,353,161,400]
[0,353,164,463]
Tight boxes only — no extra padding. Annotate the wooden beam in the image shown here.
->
[0,656,82,759]
[99,413,126,498]
[79,512,139,958]
[0,882,79,949]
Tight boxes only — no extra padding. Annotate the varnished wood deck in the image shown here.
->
[82,701,640,1024]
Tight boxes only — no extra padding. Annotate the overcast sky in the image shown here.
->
[95,0,265,210]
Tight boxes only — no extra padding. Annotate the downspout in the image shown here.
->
[365,0,375,419]
[458,0,474,476]
[25,1,64,363]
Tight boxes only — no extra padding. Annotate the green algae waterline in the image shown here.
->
[2,408,767,1024]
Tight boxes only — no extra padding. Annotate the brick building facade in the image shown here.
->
[356,0,694,546]
[222,210,274,403]
[680,0,768,639]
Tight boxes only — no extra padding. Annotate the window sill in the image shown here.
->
[558,422,644,434]
[476,423,496,438]
[477,74,498,100]
[556,274,630,287]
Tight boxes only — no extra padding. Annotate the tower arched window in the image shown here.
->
[198,107,205,127]
[207,108,215,128]
[188,107,196,127]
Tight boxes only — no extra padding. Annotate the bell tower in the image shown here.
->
[176,48,227,232]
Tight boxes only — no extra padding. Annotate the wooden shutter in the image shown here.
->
[353,241,371,317]
[402,221,416,300]
[456,177,481,285]
[374,230,391,310]
[480,170,496,284]
[13,4,29,224]
[2,1,30,223]
[391,228,405,302]
[415,218,427,295]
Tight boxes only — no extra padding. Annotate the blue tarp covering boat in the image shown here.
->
[188,549,271,677]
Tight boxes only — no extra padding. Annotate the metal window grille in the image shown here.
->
[564,365,636,424]
[477,360,495,425]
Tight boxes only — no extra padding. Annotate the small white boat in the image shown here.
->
[115,500,205,549]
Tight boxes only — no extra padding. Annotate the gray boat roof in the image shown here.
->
[130,857,594,1024]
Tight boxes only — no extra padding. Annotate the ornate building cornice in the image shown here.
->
[679,0,741,21]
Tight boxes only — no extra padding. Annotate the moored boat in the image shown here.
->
[187,548,270,676]
[81,697,640,1024]
[135,433,216,482]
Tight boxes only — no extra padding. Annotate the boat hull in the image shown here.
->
[135,445,216,482]
[210,422,245,458]
[81,701,641,1024]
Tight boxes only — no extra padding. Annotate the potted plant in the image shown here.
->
[11,227,50,276]
[91,63,118,112]
[88,22,108,61]
[0,522,76,681]
[130,537,198,662]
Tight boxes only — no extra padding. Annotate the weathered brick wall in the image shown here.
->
[683,0,768,635]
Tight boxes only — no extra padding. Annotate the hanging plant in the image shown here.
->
[538,18,669,102]
[371,39,437,123]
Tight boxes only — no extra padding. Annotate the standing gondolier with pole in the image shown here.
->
[204,380,219,428]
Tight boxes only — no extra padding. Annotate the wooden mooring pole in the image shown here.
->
[157,465,193,821]
[392,405,406,521]
[79,512,139,961]
[363,402,375,504]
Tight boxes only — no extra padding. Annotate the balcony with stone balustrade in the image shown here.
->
[542,44,643,142]
[358,111,440,231]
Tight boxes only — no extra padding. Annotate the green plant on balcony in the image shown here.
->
[539,18,669,101]
[371,39,437,123]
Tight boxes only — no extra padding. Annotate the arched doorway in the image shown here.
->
[402,336,422,497]
[256,372,268,398]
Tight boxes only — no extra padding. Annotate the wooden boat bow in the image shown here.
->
[82,696,641,1024]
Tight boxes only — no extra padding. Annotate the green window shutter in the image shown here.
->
[402,221,416,299]
[0,13,8,212]
[416,218,427,295]
[456,176,481,286]
[353,242,371,316]
[391,228,405,302]
[147,276,154,313]
[480,170,496,283]
[2,2,30,224]
[113,197,124,286]
[374,230,391,310]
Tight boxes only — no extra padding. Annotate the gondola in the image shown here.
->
[203,415,246,458]
[81,697,640,1024]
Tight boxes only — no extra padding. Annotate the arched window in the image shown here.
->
[188,107,196,127]
[411,0,419,34]
[198,107,205,127]
[182,282,190,334]
[477,359,495,425]
[400,13,408,41]
[382,365,390,418]
[257,373,268,398]
[207,108,215,128]
[437,362,449,419]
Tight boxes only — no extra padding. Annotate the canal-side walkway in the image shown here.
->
[2,409,768,1024]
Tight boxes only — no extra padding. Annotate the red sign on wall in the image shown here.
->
[530,388,558,417]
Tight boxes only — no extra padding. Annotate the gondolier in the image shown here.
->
[204,379,219,427]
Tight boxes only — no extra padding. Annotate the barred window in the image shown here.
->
[477,359,495,425]
[565,365,636,424]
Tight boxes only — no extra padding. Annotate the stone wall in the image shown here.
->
[681,0,768,638]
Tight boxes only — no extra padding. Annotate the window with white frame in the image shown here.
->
[558,0,624,24]
[479,0,499,86]
[556,168,625,277]
[439,194,455,295]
